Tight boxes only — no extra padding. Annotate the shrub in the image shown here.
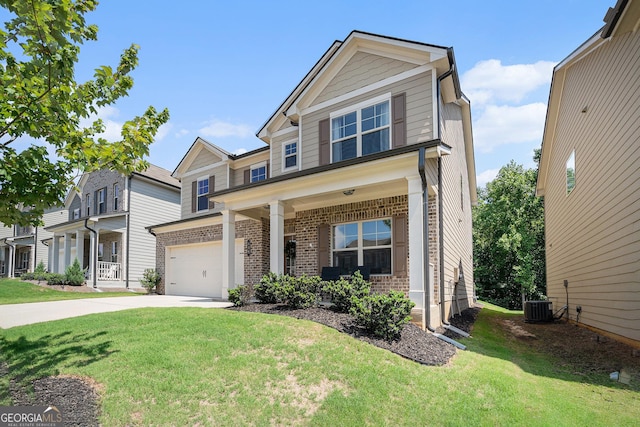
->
[140,269,161,294]
[254,272,281,304]
[228,284,252,306]
[34,261,47,281]
[277,274,322,309]
[20,272,35,280]
[323,271,371,313]
[350,290,415,340]
[64,259,85,286]
[45,273,66,286]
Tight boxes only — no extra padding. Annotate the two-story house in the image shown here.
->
[0,207,67,277]
[45,164,181,288]
[149,31,476,328]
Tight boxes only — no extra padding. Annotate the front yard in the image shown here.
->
[0,300,638,426]
[0,278,140,304]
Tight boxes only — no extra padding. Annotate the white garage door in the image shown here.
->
[166,239,244,298]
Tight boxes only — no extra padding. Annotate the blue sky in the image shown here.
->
[6,1,611,187]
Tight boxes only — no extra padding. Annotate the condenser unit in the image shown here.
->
[524,301,553,323]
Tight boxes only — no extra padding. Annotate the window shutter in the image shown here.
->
[319,118,330,165]
[244,169,250,184]
[392,92,406,148]
[191,180,197,213]
[266,163,270,179]
[94,190,98,214]
[104,187,108,213]
[393,213,407,277]
[208,175,215,209]
[317,223,330,274]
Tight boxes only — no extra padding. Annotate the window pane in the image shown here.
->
[197,195,209,211]
[362,128,389,156]
[362,102,389,132]
[251,166,266,182]
[285,155,297,168]
[198,178,209,195]
[332,137,357,162]
[333,250,358,276]
[362,220,392,247]
[334,223,358,249]
[363,248,391,274]
[285,142,297,156]
[332,112,357,140]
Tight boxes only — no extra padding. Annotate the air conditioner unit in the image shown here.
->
[524,301,553,323]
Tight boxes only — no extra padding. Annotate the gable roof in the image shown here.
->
[133,163,180,188]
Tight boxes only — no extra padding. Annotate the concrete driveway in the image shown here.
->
[0,296,232,329]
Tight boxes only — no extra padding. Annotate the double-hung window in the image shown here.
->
[333,219,392,276]
[113,183,119,210]
[197,177,209,211]
[111,241,118,263]
[251,163,267,182]
[86,194,91,216]
[283,141,298,170]
[331,97,390,163]
[97,188,106,214]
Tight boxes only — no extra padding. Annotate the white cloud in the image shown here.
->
[462,60,555,105]
[199,119,253,139]
[473,103,547,153]
[79,105,122,142]
[476,168,500,188]
[175,129,189,138]
[155,122,172,141]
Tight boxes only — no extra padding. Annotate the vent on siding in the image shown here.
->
[524,301,553,323]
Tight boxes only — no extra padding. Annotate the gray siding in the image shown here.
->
[36,208,67,270]
[189,149,222,171]
[544,29,640,341]
[68,194,82,221]
[181,164,228,220]
[129,178,181,285]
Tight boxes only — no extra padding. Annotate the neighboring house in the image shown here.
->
[149,31,476,328]
[536,0,640,345]
[0,207,67,277]
[45,164,181,288]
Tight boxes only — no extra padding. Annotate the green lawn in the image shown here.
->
[0,278,140,304]
[0,303,637,426]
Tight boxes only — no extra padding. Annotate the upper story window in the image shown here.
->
[73,208,80,220]
[283,141,298,170]
[17,225,32,236]
[197,177,209,211]
[96,188,107,214]
[113,183,119,210]
[251,163,267,182]
[333,219,392,276]
[86,194,91,216]
[331,98,390,163]
[566,150,576,195]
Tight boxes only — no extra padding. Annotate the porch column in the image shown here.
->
[88,228,99,286]
[63,233,72,269]
[270,201,284,275]
[75,230,85,268]
[52,236,60,274]
[407,177,425,307]
[221,209,236,299]
[29,244,35,272]
[7,244,14,278]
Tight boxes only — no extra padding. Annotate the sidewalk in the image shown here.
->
[0,295,232,328]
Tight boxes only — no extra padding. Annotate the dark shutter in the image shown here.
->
[319,118,330,165]
[317,223,330,274]
[244,169,250,184]
[208,175,215,209]
[392,92,406,148]
[393,213,407,277]
[191,180,197,213]
[103,187,108,213]
[94,190,98,215]
[266,163,270,179]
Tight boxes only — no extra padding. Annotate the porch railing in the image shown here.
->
[97,261,121,280]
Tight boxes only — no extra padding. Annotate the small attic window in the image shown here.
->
[566,151,576,195]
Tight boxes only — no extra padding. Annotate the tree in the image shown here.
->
[0,0,169,227]
[472,160,545,309]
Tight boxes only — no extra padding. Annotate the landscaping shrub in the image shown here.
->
[140,269,161,294]
[322,271,371,313]
[64,259,85,286]
[350,290,415,340]
[34,261,47,281]
[228,284,252,306]
[254,272,281,304]
[20,272,35,280]
[45,273,66,286]
[277,274,322,309]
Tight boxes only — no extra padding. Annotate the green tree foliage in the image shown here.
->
[473,160,545,309]
[0,0,169,226]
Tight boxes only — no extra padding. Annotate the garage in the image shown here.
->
[165,239,244,298]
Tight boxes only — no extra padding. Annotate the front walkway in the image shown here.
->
[0,296,232,328]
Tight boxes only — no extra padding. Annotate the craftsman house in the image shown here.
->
[45,164,180,288]
[149,31,476,327]
[536,0,640,345]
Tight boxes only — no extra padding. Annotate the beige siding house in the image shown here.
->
[150,31,477,328]
[536,0,640,345]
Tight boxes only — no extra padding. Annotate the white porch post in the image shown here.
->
[52,236,60,274]
[7,244,14,278]
[407,177,425,307]
[47,239,53,272]
[222,209,236,299]
[75,230,85,268]
[270,201,284,275]
[63,233,72,269]
[29,244,35,272]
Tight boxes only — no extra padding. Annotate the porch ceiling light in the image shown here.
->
[343,189,355,196]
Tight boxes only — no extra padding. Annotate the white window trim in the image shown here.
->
[332,218,393,276]
[113,183,119,210]
[250,161,267,183]
[73,208,80,219]
[329,94,392,163]
[281,139,299,172]
[196,175,210,212]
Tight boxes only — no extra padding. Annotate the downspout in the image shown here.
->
[125,176,132,289]
[84,219,97,288]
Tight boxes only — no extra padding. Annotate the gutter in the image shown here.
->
[84,219,97,288]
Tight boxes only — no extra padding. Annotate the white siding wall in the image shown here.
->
[37,208,68,271]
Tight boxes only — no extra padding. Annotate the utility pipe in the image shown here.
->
[84,219,97,288]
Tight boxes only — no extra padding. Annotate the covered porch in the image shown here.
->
[0,235,36,278]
